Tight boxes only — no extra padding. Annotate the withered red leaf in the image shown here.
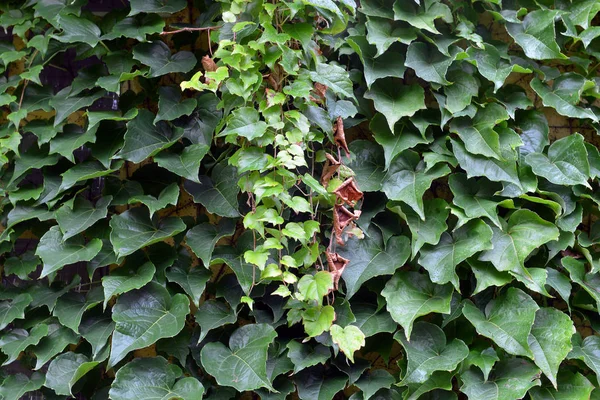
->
[333,116,350,158]
[333,177,363,206]
[326,251,349,290]
[321,153,341,187]
[333,204,360,245]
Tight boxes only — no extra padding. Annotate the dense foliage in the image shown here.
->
[2,0,600,398]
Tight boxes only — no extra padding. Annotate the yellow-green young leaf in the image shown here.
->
[303,305,336,337]
[109,357,204,400]
[298,271,334,303]
[330,324,365,363]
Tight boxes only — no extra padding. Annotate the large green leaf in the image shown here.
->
[109,356,204,400]
[393,0,452,34]
[337,227,410,299]
[55,196,112,240]
[109,207,186,257]
[128,182,180,218]
[347,36,406,88]
[309,62,355,100]
[529,371,595,400]
[155,144,209,183]
[346,140,386,192]
[108,282,190,368]
[185,218,236,266]
[294,366,348,400]
[405,42,454,85]
[462,288,538,357]
[382,150,450,219]
[32,324,79,369]
[53,288,103,333]
[102,260,155,309]
[0,372,45,400]
[36,226,102,278]
[364,79,426,132]
[467,44,530,92]
[448,174,508,228]
[286,340,330,374]
[49,88,104,127]
[218,107,268,140]
[183,162,240,218]
[365,16,417,56]
[418,219,492,288]
[0,293,32,330]
[166,263,212,306]
[525,133,592,187]
[155,86,197,123]
[528,308,575,388]
[355,370,395,400]
[0,325,49,365]
[506,10,566,60]
[460,359,541,400]
[200,323,277,391]
[479,209,558,277]
[194,300,237,343]
[396,321,468,385]
[45,352,99,396]
[114,109,184,163]
[133,41,196,78]
[568,334,600,377]
[382,271,453,340]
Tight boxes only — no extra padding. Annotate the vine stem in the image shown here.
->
[160,26,220,36]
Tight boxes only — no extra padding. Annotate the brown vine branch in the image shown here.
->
[160,26,220,36]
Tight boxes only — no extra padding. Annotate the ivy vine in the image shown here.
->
[1,0,600,399]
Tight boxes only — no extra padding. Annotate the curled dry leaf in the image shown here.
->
[313,82,328,102]
[326,251,349,290]
[333,204,361,245]
[334,177,363,206]
[333,117,350,158]
[201,55,218,72]
[321,153,341,187]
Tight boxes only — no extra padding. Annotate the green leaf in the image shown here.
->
[303,305,336,337]
[200,324,277,391]
[330,324,365,363]
[337,227,410,299]
[443,70,479,114]
[298,271,334,303]
[80,315,114,360]
[464,347,499,382]
[382,150,450,219]
[166,264,211,306]
[101,14,165,42]
[108,282,190,368]
[155,86,197,123]
[115,109,184,163]
[563,256,600,310]
[109,356,204,400]
[55,196,112,240]
[183,162,240,218]
[350,301,397,338]
[185,218,236,266]
[286,340,330,374]
[4,252,39,280]
[0,325,48,365]
[405,42,454,85]
[155,144,209,183]
[505,10,567,60]
[467,44,530,92]
[529,371,595,400]
[45,352,99,396]
[528,308,575,388]
[33,324,79,369]
[393,0,452,34]
[128,0,186,15]
[371,113,431,171]
[365,79,426,132]
[194,300,237,343]
[479,209,558,277]
[355,370,395,400]
[53,288,103,333]
[462,288,538,357]
[109,207,186,257]
[568,334,600,377]
[128,182,179,218]
[451,139,522,188]
[346,140,386,192]
[52,14,101,47]
[218,107,268,140]
[395,321,468,385]
[49,87,104,127]
[133,41,196,78]
[0,293,32,330]
[525,133,591,187]
[295,367,348,400]
[460,359,541,400]
[36,226,102,278]
[49,124,98,162]
[448,174,507,228]
[382,271,453,340]
[531,74,597,121]
[0,372,45,400]
[347,36,406,88]
[102,261,155,309]
[365,16,417,57]
[309,62,355,100]
[418,219,492,288]
[388,198,449,258]
[469,259,512,295]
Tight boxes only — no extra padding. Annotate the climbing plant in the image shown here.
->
[1,0,600,398]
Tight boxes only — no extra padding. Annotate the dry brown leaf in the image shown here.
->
[333,204,360,245]
[333,116,350,158]
[321,153,341,187]
[326,251,349,290]
[201,55,217,72]
[313,82,327,102]
[333,177,363,206]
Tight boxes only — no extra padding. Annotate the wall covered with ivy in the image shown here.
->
[1,0,600,399]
